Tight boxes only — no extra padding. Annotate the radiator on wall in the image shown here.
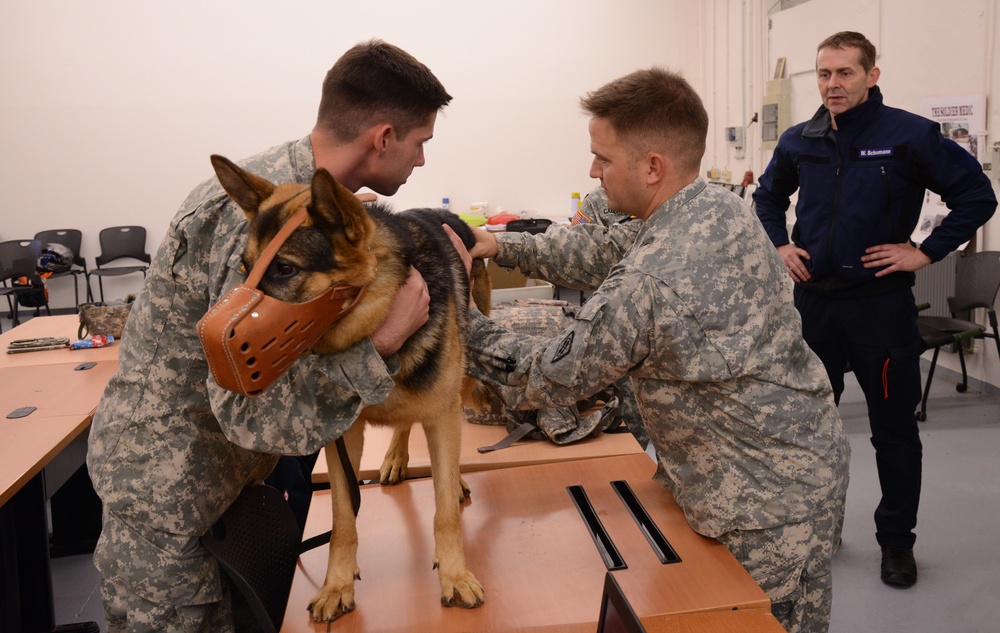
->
[913,251,959,318]
[913,251,972,352]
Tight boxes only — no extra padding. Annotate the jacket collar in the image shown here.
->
[291,135,318,183]
[639,178,708,236]
[802,85,883,138]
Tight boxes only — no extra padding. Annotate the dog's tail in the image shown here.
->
[463,257,493,410]
[470,259,491,317]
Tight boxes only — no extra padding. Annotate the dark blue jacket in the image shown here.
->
[753,86,996,296]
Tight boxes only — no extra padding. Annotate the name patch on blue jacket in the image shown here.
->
[856,146,895,159]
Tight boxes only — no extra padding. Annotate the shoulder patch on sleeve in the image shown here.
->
[551,331,575,363]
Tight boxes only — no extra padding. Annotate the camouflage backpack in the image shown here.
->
[77,294,136,338]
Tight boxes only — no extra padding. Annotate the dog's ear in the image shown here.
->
[210,154,276,223]
[310,168,370,244]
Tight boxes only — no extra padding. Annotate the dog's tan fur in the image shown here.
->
[211,155,487,623]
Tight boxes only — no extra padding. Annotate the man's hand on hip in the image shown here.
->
[777,244,813,282]
[862,242,932,277]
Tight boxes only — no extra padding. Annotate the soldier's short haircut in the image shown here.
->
[316,39,452,142]
[817,31,877,72]
[579,67,708,173]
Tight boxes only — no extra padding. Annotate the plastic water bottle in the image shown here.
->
[442,197,450,211]
[570,192,582,223]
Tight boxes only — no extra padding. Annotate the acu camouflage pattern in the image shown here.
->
[475,178,849,535]
[77,294,136,339]
[497,186,641,292]
[468,186,647,446]
[468,178,849,631]
[87,136,398,629]
[465,299,648,448]
[717,493,844,633]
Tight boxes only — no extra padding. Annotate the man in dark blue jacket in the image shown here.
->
[753,31,996,589]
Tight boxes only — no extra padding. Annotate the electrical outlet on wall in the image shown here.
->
[725,126,745,149]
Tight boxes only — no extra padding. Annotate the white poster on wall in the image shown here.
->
[911,94,986,249]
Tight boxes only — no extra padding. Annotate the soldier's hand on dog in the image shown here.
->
[468,226,498,259]
[370,266,430,356]
[441,221,497,261]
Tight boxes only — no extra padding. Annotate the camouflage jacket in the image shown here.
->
[469,178,850,537]
[87,136,397,605]
[501,186,641,291]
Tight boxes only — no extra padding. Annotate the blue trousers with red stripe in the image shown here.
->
[794,286,924,549]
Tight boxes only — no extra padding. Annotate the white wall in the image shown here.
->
[0,0,697,304]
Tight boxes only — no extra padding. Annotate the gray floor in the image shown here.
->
[5,308,997,632]
[829,369,1000,633]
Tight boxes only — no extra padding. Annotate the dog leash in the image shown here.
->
[299,436,362,554]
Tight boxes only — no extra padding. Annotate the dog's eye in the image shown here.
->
[268,260,298,280]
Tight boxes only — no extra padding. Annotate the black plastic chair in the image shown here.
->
[0,239,51,332]
[201,485,301,633]
[87,226,151,302]
[34,229,92,307]
[915,251,1000,421]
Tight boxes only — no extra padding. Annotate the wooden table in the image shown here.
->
[0,361,119,424]
[0,314,119,367]
[313,421,648,483]
[284,453,769,632]
[0,412,101,508]
[641,609,785,632]
[0,316,120,633]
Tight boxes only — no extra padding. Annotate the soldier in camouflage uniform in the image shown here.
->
[464,68,849,633]
[86,40,450,632]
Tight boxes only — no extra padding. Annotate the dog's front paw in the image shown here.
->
[439,569,485,609]
[459,476,471,502]
[308,580,358,623]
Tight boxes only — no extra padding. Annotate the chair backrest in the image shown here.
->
[0,239,43,284]
[949,251,1000,315]
[201,484,301,633]
[96,226,151,268]
[34,229,85,269]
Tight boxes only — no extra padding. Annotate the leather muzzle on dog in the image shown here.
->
[197,209,366,397]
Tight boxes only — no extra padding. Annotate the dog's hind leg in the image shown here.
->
[378,426,410,484]
[309,422,365,623]
[423,404,484,609]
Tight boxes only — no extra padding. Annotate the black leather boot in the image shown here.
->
[881,546,917,587]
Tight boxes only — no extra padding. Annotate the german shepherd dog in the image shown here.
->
[210,155,489,622]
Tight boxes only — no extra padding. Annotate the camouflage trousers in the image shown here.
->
[715,490,845,633]
[101,574,264,633]
[101,575,233,633]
